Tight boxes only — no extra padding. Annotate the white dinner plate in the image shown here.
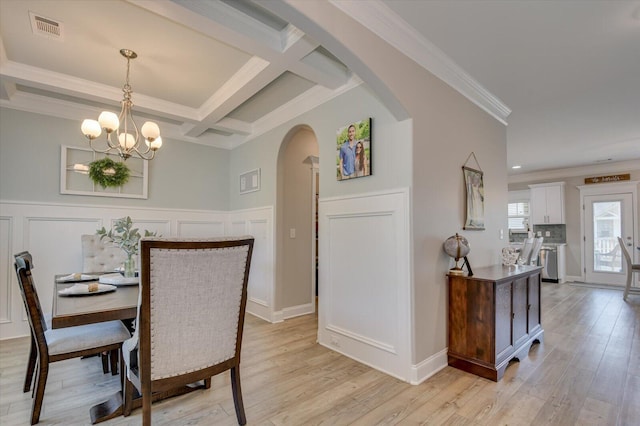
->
[99,273,139,286]
[56,273,99,283]
[58,283,116,297]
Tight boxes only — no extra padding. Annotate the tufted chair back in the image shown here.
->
[81,234,127,272]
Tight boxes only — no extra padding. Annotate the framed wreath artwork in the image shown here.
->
[60,145,148,199]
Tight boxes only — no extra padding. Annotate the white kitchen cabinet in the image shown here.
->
[529,182,565,224]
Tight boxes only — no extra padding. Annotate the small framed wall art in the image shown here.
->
[240,168,261,194]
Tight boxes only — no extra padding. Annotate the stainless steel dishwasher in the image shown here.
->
[539,245,558,282]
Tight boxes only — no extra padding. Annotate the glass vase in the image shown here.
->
[124,256,136,278]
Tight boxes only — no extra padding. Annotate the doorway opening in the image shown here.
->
[275,125,319,320]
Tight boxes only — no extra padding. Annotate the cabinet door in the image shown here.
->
[545,185,564,223]
[528,272,541,334]
[530,187,547,224]
[495,282,513,362]
[512,277,529,348]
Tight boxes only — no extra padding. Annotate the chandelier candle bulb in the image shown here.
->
[119,133,135,149]
[98,111,119,132]
[141,121,160,140]
[81,119,101,139]
[146,136,162,149]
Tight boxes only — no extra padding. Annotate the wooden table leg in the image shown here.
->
[90,382,208,424]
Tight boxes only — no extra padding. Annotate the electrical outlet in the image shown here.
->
[330,335,340,347]
[289,228,296,238]
[545,231,551,237]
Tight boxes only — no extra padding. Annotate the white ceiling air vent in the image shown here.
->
[29,12,64,40]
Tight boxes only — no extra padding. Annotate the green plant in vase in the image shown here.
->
[96,216,157,277]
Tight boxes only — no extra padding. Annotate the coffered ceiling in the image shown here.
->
[1,0,639,175]
[0,0,356,149]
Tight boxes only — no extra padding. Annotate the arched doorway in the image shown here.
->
[275,125,319,320]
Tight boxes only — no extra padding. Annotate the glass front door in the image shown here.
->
[585,193,633,285]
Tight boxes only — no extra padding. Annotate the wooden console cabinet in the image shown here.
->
[447,265,543,381]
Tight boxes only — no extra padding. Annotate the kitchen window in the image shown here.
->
[508,201,530,231]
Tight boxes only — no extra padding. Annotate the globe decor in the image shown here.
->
[443,233,471,276]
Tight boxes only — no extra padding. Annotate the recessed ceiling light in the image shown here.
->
[511,165,522,169]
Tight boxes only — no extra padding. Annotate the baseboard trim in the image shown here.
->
[410,347,448,385]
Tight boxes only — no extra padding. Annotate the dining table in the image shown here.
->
[52,273,138,424]
[52,275,139,329]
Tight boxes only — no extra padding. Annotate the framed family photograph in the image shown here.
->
[336,117,371,181]
[463,166,485,230]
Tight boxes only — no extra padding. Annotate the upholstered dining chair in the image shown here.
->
[528,237,544,265]
[617,237,640,301]
[13,252,131,425]
[518,237,534,265]
[81,234,127,273]
[122,237,254,426]
[81,234,128,374]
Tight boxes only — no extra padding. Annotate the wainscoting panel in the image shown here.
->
[0,201,274,340]
[318,188,412,381]
[26,216,100,317]
[228,207,275,322]
[176,220,226,237]
[0,217,12,323]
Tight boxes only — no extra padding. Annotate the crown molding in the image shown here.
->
[507,160,640,184]
[329,0,511,125]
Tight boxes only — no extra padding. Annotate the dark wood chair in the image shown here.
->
[13,252,131,425]
[122,237,254,426]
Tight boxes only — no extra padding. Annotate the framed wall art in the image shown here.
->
[336,117,371,181]
[239,168,261,194]
[60,145,148,199]
[462,152,485,230]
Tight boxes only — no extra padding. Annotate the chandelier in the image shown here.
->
[81,49,162,161]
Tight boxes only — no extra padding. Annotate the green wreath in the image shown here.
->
[89,157,130,188]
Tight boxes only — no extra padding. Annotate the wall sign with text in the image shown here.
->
[584,174,630,184]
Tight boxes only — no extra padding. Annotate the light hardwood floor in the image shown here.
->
[1,283,638,425]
